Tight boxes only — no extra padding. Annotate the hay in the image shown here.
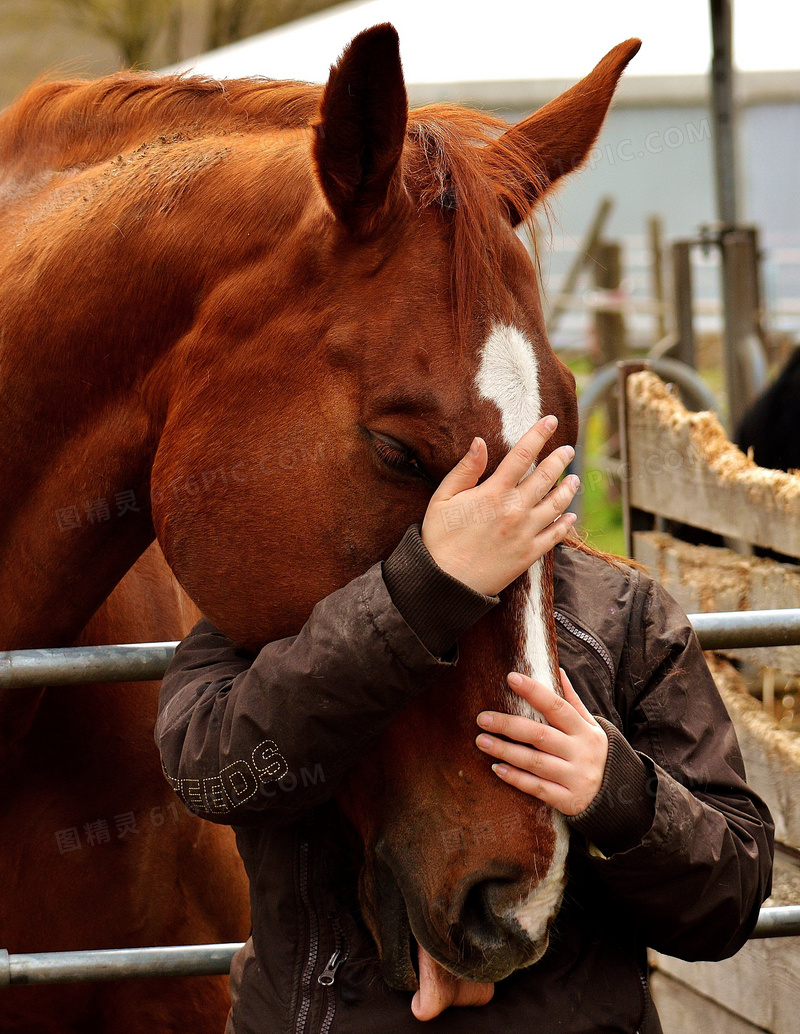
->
[629,371,800,511]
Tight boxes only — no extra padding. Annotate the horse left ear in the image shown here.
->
[313,24,408,234]
[484,39,641,226]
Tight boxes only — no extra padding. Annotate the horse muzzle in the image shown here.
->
[364,835,568,990]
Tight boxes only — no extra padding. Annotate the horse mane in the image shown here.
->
[0,73,544,344]
[0,73,323,173]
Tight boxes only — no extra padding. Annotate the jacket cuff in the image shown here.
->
[567,717,655,856]
[382,525,499,658]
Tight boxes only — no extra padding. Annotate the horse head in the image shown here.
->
[148,26,638,988]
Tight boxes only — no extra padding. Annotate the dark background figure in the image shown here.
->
[736,346,800,473]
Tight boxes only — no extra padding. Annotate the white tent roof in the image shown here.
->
[171,0,800,107]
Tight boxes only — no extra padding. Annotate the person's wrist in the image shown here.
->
[423,543,487,596]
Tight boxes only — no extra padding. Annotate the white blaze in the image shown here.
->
[475,321,569,943]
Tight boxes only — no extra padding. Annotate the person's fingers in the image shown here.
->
[490,762,596,815]
[530,473,580,523]
[429,437,487,504]
[534,511,578,553]
[493,416,558,487]
[517,444,575,505]
[475,709,565,754]
[505,673,586,736]
[475,733,573,785]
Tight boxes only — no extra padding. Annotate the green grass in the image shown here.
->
[576,408,625,557]
[567,351,726,558]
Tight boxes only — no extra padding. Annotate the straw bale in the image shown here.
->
[629,371,800,509]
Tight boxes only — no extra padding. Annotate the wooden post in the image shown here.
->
[671,240,697,369]
[594,241,625,495]
[721,230,762,434]
[594,241,626,367]
[648,216,667,342]
[546,196,613,330]
[618,361,653,560]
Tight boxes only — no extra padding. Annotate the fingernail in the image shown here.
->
[508,672,523,687]
[563,445,575,460]
[477,711,493,727]
[477,734,493,749]
[492,764,509,776]
[567,474,580,488]
[543,416,557,431]
[565,512,577,526]
[469,437,481,456]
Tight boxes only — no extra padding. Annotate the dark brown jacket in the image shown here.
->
[155,530,774,1034]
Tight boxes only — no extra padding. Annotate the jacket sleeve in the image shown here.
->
[568,573,774,962]
[155,527,496,828]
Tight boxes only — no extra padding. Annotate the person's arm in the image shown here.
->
[572,579,774,961]
[156,528,496,828]
[476,578,774,962]
[156,418,580,829]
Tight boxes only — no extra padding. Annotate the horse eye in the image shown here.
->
[366,431,433,484]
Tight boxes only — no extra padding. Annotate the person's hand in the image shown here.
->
[421,417,579,597]
[411,944,494,1021]
[475,669,609,816]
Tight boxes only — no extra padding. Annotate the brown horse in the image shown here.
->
[0,24,637,1030]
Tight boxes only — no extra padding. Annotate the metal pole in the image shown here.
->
[0,943,244,987]
[4,610,800,690]
[3,906,800,987]
[751,905,800,939]
[0,642,180,688]
[690,609,800,650]
[709,0,738,227]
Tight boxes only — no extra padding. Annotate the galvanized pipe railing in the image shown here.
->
[0,642,180,687]
[3,904,800,986]
[0,943,242,987]
[3,610,800,688]
[689,609,800,650]
[2,608,800,986]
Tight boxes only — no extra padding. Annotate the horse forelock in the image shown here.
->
[404,106,547,346]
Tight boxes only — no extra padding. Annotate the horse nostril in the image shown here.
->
[459,877,520,947]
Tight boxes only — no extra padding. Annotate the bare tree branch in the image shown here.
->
[3,0,347,72]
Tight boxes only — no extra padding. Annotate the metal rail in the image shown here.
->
[0,943,243,987]
[4,610,800,688]
[0,642,179,688]
[2,610,799,986]
[3,906,800,986]
[690,609,800,650]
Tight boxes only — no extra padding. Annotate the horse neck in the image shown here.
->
[0,335,167,650]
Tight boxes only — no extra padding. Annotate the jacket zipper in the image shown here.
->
[318,917,348,1034]
[636,961,650,1031]
[554,609,615,682]
[294,837,319,1034]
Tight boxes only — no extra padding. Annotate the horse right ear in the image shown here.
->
[313,24,408,234]
[484,39,641,226]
